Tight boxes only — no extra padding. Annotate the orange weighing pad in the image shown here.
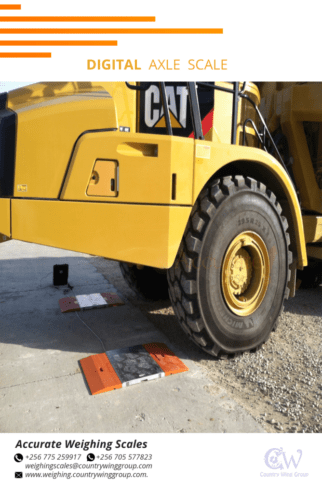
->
[80,342,188,395]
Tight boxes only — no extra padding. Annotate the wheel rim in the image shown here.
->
[221,231,270,317]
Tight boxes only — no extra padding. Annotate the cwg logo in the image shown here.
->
[260,448,309,478]
[264,447,302,470]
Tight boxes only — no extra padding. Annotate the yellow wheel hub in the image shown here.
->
[222,231,270,317]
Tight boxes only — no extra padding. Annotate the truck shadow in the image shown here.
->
[0,252,210,366]
[128,299,210,363]
[2,252,318,365]
[0,254,154,356]
[284,287,322,317]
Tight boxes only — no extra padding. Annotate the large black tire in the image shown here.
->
[119,262,169,300]
[168,175,292,357]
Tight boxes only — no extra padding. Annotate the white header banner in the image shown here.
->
[0,0,318,80]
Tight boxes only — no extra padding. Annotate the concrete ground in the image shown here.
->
[0,240,264,433]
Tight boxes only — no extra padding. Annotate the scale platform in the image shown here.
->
[59,292,124,313]
[80,342,188,395]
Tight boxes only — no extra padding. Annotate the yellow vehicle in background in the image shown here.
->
[259,82,322,288]
[0,81,312,357]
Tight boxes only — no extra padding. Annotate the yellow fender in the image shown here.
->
[193,142,307,269]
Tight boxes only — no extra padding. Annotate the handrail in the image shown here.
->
[243,118,266,150]
[197,81,290,176]
[238,92,288,175]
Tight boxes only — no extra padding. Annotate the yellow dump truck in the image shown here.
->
[0,81,313,357]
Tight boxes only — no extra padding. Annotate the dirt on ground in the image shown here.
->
[92,258,322,434]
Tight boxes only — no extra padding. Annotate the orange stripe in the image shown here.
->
[0,16,155,22]
[0,40,117,46]
[189,109,214,138]
[0,4,21,9]
[143,343,189,376]
[0,52,51,57]
[0,28,223,34]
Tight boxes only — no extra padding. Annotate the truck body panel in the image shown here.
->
[11,199,191,268]
[7,83,117,199]
[61,132,194,205]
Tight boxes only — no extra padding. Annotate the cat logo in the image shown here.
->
[139,82,214,138]
[144,84,188,129]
